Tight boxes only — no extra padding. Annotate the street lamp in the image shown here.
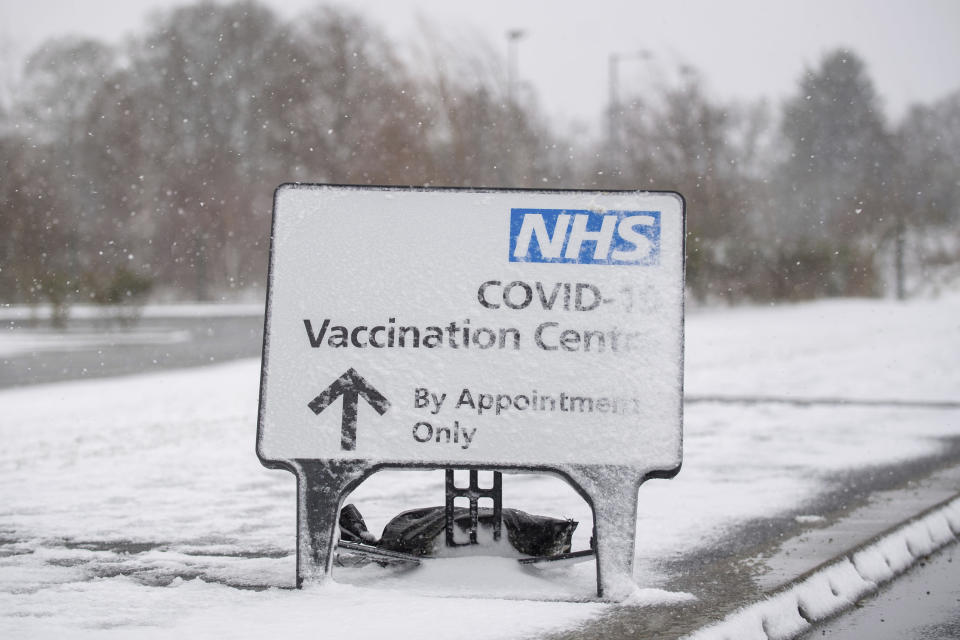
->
[608,50,652,149]
[507,29,526,104]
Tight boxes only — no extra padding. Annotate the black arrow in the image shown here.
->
[307,368,390,451]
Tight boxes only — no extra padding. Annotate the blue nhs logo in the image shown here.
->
[509,208,660,266]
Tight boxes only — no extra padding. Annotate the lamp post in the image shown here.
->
[507,29,526,104]
[607,50,651,150]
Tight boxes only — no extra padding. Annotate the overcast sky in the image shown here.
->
[2,0,959,131]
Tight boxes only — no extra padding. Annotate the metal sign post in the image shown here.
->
[257,185,685,599]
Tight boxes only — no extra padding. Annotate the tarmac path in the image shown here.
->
[0,314,264,389]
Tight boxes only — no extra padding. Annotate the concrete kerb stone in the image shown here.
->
[851,546,894,584]
[926,512,955,545]
[943,500,960,533]
[683,494,960,640]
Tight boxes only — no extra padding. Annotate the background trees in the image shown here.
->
[777,52,894,238]
[762,50,898,298]
[892,91,960,295]
[2,1,958,312]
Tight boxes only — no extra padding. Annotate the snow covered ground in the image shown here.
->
[1,294,958,638]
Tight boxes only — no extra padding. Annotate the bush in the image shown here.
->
[86,267,154,326]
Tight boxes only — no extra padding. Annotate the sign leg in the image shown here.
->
[290,459,374,587]
[568,465,644,600]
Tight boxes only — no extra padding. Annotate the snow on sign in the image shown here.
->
[256,185,685,599]
[259,186,684,467]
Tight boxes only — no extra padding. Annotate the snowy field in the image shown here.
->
[1,295,958,638]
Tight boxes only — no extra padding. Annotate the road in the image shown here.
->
[808,542,960,639]
[0,313,264,389]
[550,440,960,640]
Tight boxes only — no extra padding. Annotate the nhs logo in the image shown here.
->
[509,208,660,266]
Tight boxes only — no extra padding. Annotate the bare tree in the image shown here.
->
[287,5,432,186]
[592,65,765,301]
[893,90,960,294]
[412,22,566,188]
[126,0,304,298]
[2,37,119,319]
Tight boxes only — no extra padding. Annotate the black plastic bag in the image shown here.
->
[376,506,577,557]
[339,503,378,544]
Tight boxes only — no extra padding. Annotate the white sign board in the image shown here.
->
[258,185,684,473]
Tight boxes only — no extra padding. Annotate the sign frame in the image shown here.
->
[256,184,686,599]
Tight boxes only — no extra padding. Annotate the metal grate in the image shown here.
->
[445,469,502,546]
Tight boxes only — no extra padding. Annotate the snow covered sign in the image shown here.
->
[257,185,685,599]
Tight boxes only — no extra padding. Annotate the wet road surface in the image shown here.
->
[0,315,264,389]
[807,542,959,639]
[551,443,960,640]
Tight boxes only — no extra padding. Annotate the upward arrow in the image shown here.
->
[307,368,390,451]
